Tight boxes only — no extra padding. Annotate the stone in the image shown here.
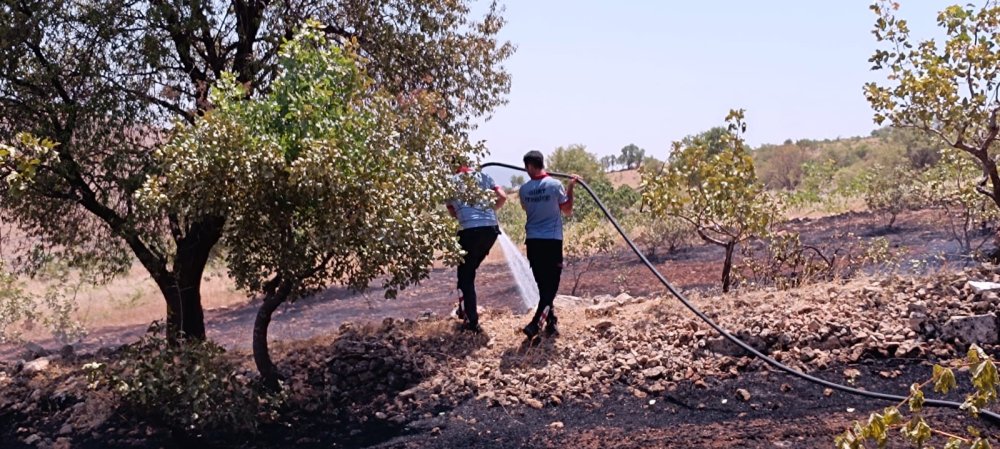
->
[642,366,667,379]
[941,314,999,345]
[968,281,1000,294]
[736,388,751,401]
[585,303,617,318]
[594,321,614,333]
[705,337,744,357]
[524,397,544,409]
[549,421,564,429]
[614,293,634,303]
[579,365,595,378]
[895,341,924,358]
[22,357,50,374]
[554,295,584,306]
[24,434,41,445]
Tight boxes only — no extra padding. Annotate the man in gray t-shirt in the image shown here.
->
[447,164,507,333]
[518,150,578,339]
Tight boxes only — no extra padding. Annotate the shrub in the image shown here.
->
[91,325,282,437]
[628,214,694,261]
[737,232,901,289]
[862,164,922,228]
[0,263,36,344]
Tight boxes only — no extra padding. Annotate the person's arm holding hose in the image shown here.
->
[559,174,579,215]
[493,185,507,210]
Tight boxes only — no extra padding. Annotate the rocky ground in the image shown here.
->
[4,263,1000,448]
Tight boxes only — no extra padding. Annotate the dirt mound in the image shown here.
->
[3,266,1000,447]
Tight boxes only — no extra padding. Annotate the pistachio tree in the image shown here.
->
[642,110,778,292]
[0,0,512,340]
[141,24,478,387]
[923,148,1000,253]
[861,163,921,229]
[866,1,1000,210]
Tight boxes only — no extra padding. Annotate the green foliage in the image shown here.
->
[682,126,732,157]
[496,194,526,243]
[862,164,922,228]
[922,148,1000,253]
[547,144,607,184]
[627,214,694,261]
[0,260,86,345]
[755,142,809,190]
[837,345,1000,449]
[618,144,646,170]
[737,232,832,290]
[0,262,35,344]
[737,231,901,290]
[644,111,776,243]
[0,0,513,337]
[572,179,640,223]
[866,0,1000,210]
[141,22,474,299]
[642,110,779,292]
[91,326,280,435]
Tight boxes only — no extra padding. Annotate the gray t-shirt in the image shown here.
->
[448,171,499,230]
[518,175,568,240]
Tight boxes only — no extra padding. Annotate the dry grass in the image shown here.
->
[16,263,247,341]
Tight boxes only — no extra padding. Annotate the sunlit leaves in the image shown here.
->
[909,382,925,412]
[640,110,779,290]
[840,343,1000,448]
[934,364,958,394]
[0,133,57,194]
[867,0,1000,208]
[902,417,932,447]
[141,22,478,300]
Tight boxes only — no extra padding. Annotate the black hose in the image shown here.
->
[481,161,1000,424]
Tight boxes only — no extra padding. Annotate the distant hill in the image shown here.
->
[606,169,641,189]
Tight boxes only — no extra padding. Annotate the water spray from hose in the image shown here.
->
[495,227,539,310]
[480,161,1000,424]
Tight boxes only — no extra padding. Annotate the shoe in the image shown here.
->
[461,322,483,334]
[544,316,559,337]
[522,322,540,339]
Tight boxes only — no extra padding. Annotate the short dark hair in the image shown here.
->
[523,150,544,169]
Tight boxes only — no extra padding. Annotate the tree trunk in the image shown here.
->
[254,281,293,391]
[172,216,225,340]
[154,279,184,340]
[721,242,736,293]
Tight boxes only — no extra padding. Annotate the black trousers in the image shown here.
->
[526,238,563,325]
[456,226,499,326]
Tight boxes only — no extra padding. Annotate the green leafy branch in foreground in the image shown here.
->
[836,345,999,449]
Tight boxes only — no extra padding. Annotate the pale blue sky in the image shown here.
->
[471,1,950,166]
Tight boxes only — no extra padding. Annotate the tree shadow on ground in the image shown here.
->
[263,318,489,447]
